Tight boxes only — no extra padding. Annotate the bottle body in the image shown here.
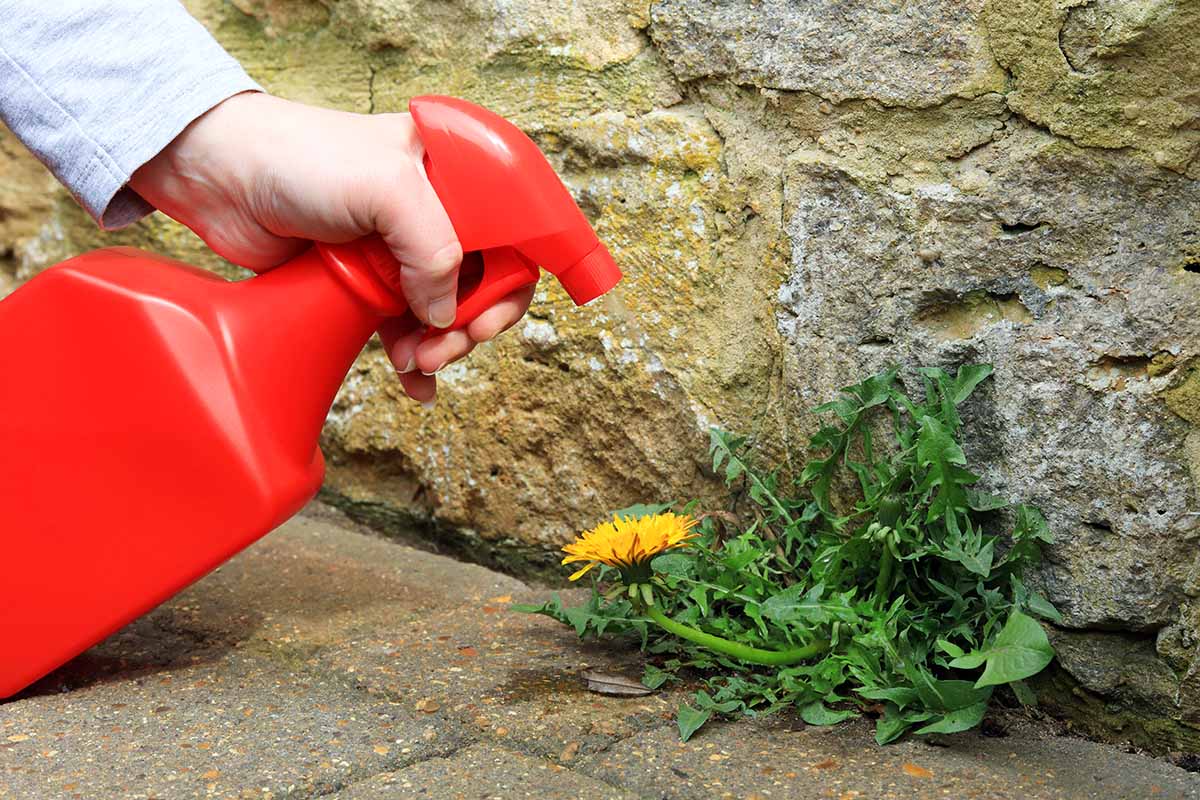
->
[0,246,378,698]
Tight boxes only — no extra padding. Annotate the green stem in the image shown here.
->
[644,604,828,666]
[875,545,895,610]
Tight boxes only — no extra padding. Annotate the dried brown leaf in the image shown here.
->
[581,671,654,696]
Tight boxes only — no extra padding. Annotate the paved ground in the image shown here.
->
[1,504,1197,800]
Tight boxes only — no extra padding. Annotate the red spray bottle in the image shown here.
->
[0,96,621,699]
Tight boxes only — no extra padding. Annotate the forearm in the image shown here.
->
[0,0,260,229]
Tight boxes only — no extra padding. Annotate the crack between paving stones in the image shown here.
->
[473,718,678,799]
[301,733,669,800]
[300,737,474,800]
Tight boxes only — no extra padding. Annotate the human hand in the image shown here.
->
[129,91,534,405]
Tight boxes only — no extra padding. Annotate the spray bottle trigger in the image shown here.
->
[427,246,540,336]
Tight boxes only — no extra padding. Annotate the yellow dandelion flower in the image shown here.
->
[561,512,700,583]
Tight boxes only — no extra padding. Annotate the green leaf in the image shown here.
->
[936,639,966,658]
[688,584,711,617]
[1014,505,1053,543]
[642,664,670,690]
[651,552,694,578]
[928,679,992,712]
[694,691,743,713]
[950,364,993,404]
[874,702,924,745]
[857,686,919,709]
[913,701,988,735]
[917,419,960,466]
[612,502,672,520]
[510,603,546,614]
[1024,591,1063,624]
[800,701,858,726]
[677,703,711,742]
[761,583,856,625]
[948,650,987,670]
[971,611,1055,688]
[966,489,1008,512]
[1010,679,1038,707]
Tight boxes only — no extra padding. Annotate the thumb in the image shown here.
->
[374,159,462,329]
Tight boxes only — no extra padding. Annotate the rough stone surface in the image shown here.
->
[1,509,1196,799]
[1,0,1199,748]
[649,0,1006,106]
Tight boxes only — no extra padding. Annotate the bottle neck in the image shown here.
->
[315,236,410,317]
[227,243,398,466]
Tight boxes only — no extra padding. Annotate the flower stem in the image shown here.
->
[643,604,828,666]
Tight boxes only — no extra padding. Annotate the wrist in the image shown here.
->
[130,91,269,211]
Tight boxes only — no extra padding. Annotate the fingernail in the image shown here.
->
[421,399,436,410]
[420,360,447,377]
[427,295,456,329]
[399,356,416,373]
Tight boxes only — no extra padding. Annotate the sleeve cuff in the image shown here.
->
[93,68,263,230]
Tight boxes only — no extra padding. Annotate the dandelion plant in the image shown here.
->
[517,364,1058,744]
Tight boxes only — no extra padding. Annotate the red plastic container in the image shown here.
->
[0,96,620,699]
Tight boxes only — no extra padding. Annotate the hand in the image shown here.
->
[129,91,534,405]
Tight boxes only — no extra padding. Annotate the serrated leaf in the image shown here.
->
[677,703,712,742]
[917,416,966,466]
[688,584,711,617]
[966,489,1008,512]
[950,364,993,404]
[1014,505,1053,543]
[941,538,994,578]
[761,584,857,625]
[651,552,694,578]
[694,691,743,713]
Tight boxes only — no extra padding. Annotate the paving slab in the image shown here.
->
[329,742,637,799]
[2,505,1198,800]
[0,650,463,800]
[578,715,1200,800]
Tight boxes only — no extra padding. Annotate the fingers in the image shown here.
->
[379,314,438,406]
[378,313,424,374]
[414,330,475,376]
[381,285,535,407]
[373,158,463,330]
[397,371,437,406]
[465,284,536,343]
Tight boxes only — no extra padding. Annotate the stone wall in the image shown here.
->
[1,0,1198,749]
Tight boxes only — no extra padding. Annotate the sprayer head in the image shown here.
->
[556,241,621,305]
[410,96,622,307]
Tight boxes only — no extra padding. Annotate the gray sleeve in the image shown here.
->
[0,1,262,229]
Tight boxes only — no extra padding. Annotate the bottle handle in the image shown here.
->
[335,235,541,330]
[438,246,541,333]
